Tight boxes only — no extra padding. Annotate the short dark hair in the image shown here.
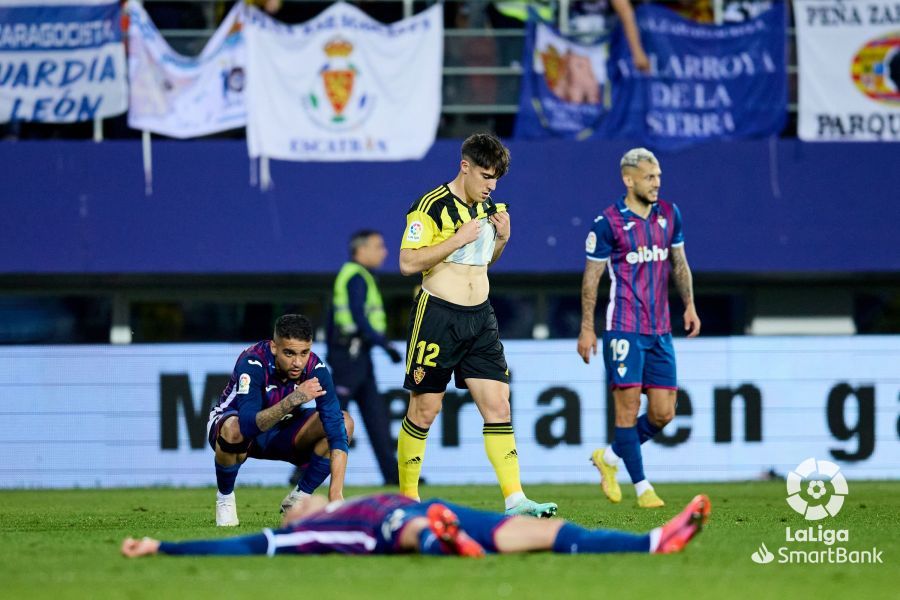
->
[461,133,510,179]
[274,314,313,342]
[349,229,380,259]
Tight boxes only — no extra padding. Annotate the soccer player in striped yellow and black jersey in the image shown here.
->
[396,133,557,518]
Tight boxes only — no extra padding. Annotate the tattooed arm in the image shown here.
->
[670,245,701,338]
[577,259,608,364]
[255,379,323,432]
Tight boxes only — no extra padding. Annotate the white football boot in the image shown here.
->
[215,491,239,526]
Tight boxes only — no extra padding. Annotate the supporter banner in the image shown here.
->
[514,16,608,140]
[794,0,900,141]
[0,0,127,123]
[244,3,443,161]
[2,337,898,488]
[127,1,246,138]
[602,2,786,149]
[722,0,774,23]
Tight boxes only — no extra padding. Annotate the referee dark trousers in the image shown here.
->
[327,234,402,486]
[327,341,399,485]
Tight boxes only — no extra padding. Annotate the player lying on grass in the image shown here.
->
[121,493,710,558]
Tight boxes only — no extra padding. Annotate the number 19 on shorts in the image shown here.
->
[609,338,630,361]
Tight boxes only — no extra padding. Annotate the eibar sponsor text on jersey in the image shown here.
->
[625,245,669,265]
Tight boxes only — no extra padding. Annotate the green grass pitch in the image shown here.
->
[2,481,896,599]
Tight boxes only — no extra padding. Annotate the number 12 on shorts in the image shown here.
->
[414,341,440,366]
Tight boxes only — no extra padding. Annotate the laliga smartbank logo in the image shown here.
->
[786,457,847,520]
[750,458,883,565]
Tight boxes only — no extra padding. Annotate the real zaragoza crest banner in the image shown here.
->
[245,3,443,161]
[514,15,609,140]
[126,0,246,138]
[794,0,900,141]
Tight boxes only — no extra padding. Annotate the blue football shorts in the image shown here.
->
[601,331,677,390]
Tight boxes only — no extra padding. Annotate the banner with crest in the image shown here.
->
[514,16,609,140]
[794,0,900,141]
[126,0,246,138]
[244,2,443,161]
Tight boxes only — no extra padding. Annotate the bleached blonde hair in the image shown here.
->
[620,147,659,170]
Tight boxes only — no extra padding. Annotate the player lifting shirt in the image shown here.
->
[396,133,557,518]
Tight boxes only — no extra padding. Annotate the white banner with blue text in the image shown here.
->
[1,337,898,489]
[0,0,127,123]
[794,0,900,141]
[126,1,246,138]
[244,2,443,161]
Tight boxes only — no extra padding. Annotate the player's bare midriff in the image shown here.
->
[422,261,489,306]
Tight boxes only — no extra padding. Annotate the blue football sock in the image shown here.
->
[215,461,241,495]
[297,454,331,494]
[611,426,645,484]
[636,414,662,444]
[552,522,650,554]
[418,528,448,555]
[160,532,269,556]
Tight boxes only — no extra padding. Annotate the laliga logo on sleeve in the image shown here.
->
[406,221,423,243]
[786,458,848,521]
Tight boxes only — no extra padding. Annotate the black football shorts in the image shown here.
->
[403,289,510,392]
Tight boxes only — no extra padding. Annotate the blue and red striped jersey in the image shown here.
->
[210,340,348,452]
[270,494,419,555]
[585,197,684,335]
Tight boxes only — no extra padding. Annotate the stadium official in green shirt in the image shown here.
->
[327,230,402,485]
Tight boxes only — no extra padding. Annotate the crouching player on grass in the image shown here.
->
[206,314,353,526]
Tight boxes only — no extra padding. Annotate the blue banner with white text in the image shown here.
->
[601,2,786,149]
[514,16,609,140]
[0,0,127,123]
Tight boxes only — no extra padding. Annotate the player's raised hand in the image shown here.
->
[577,329,598,364]
[490,211,510,241]
[455,219,481,245]
[293,377,326,405]
[684,304,701,338]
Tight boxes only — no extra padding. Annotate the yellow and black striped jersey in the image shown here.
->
[400,184,509,270]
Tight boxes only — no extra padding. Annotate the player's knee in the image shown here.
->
[342,411,355,440]
[482,399,511,423]
[409,402,441,427]
[217,419,250,455]
[219,417,244,444]
[649,407,674,427]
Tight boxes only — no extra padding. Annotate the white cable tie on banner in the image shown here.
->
[142,130,153,196]
[260,155,272,191]
[93,117,103,142]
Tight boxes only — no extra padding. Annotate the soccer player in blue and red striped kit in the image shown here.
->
[578,148,701,509]
[206,314,353,526]
[122,492,710,558]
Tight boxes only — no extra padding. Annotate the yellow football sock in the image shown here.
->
[483,422,523,498]
[398,416,428,499]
